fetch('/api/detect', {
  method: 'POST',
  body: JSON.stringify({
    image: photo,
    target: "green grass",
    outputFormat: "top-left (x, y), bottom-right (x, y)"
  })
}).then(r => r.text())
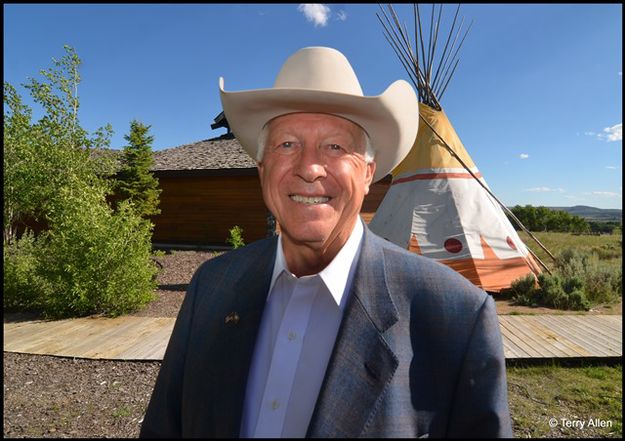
top-left (507, 362), bottom-right (622, 438)
top-left (111, 405), bottom-right (132, 418)
top-left (519, 231), bottom-right (622, 270)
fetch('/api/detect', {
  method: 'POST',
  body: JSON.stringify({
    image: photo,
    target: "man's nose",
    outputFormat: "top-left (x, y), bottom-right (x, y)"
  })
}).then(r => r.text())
top-left (294, 145), bottom-right (326, 182)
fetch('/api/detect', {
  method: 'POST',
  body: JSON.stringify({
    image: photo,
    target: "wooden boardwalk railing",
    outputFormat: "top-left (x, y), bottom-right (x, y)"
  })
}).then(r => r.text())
top-left (4, 314), bottom-right (622, 361)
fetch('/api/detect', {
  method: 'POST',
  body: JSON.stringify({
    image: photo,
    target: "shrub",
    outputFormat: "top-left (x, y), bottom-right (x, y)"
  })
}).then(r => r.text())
top-left (535, 273), bottom-right (591, 311)
top-left (536, 274), bottom-right (567, 309)
top-left (562, 275), bottom-right (584, 295)
top-left (556, 248), bottom-right (594, 278)
top-left (510, 272), bottom-right (591, 311)
top-left (556, 248), bottom-right (621, 305)
top-left (31, 184), bottom-right (158, 318)
top-left (583, 266), bottom-right (622, 305)
top-left (509, 274), bottom-right (539, 307)
top-left (226, 225), bottom-right (245, 249)
top-left (3, 230), bottom-right (44, 312)
top-left (590, 244), bottom-right (622, 261)
top-left (567, 289), bottom-right (591, 311)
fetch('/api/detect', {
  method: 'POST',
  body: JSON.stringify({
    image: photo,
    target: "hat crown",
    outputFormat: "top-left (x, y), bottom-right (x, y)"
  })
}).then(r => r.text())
top-left (273, 47), bottom-right (364, 96)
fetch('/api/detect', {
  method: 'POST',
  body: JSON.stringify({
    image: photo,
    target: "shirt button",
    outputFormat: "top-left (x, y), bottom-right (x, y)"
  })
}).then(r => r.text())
top-left (288, 331), bottom-right (296, 341)
top-left (271, 399), bottom-right (280, 410)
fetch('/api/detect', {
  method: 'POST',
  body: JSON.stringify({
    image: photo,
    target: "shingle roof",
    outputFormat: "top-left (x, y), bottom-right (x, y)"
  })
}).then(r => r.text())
top-left (152, 136), bottom-right (256, 171)
top-left (93, 136), bottom-right (256, 172)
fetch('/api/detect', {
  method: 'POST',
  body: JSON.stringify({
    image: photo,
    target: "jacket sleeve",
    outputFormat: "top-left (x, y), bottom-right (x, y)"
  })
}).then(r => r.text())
top-left (446, 295), bottom-right (513, 438)
top-left (139, 266), bottom-right (203, 438)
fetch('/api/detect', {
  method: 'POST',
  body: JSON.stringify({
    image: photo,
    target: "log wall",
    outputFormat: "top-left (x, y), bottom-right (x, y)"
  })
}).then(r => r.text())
top-left (152, 173), bottom-right (392, 246)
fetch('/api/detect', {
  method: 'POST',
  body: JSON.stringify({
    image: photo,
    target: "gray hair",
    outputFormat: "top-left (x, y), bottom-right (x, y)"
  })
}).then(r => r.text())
top-left (256, 123), bottom-right (376, 163)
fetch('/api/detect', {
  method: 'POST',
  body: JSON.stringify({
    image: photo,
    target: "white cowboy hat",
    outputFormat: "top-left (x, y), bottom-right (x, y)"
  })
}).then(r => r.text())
top-left (218, 46), bottom-right (419, 182)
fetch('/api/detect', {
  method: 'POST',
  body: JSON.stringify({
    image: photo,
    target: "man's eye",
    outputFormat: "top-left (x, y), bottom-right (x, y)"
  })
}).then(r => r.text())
top-left (278, 141), bottom-right (295, 149)
top-left (325, 143), bottom-right (346, 157)
top-left (274, 141), bottom-right (298, 155)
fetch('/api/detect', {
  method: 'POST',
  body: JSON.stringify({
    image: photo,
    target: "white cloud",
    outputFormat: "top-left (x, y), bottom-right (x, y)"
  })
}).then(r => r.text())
top-left (587, 123), bottom-right (622, 142)
top-left (599, 123), bottom-right (622, 142)
top-left (524, 187), bottom-right (565, 193)
top-left (519, 153), bottom-right (529, 159)
top-left (592, 191), bottom-right (621, 198)
top-left (605, 166), bottom-right (620, 170)
top-left (298, 4), bottom-right (331, 27)
top-left (336, 10), bottom-right (347, 21)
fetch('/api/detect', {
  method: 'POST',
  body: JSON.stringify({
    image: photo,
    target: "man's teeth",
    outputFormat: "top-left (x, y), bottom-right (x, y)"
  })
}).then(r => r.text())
top-left (290, 195), bottom-right (330, 205)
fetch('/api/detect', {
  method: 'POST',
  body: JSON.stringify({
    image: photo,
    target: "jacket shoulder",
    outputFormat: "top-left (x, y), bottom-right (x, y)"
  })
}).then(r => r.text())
top-left (193, 236), bottom-right (277, 280)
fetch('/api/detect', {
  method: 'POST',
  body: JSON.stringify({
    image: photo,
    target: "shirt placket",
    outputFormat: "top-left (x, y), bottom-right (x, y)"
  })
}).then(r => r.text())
top-left (253, 276), bottom-right (318, 437)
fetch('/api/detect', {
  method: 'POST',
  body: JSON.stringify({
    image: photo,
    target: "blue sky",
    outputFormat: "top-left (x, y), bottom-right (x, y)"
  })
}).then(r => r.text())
top-left (4, 3), bottom-right (622, 209)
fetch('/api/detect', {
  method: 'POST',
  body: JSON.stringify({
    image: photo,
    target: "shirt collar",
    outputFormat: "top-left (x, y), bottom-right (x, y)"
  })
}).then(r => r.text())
top-left (269, 217), bottom-right (364, 307)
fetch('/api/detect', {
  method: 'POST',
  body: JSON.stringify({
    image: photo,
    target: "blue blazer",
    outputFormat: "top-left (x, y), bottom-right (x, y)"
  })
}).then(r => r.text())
top-left (140, 226), bottom-right (513, 438)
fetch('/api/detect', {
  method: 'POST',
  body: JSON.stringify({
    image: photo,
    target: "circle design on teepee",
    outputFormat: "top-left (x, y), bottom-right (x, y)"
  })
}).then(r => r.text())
top-left (444, 238), bottom-right (463, 254)
top-left (506, 236), bottom-right (517, 250)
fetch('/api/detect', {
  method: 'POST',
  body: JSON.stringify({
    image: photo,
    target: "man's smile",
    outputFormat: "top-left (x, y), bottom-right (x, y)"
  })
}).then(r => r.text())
top-left (289, 194), bottom-right (331, 205)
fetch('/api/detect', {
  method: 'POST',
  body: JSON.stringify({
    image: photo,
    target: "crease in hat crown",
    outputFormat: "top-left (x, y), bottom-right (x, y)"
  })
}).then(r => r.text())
top-left (272, 47), bottom-right (364, 95)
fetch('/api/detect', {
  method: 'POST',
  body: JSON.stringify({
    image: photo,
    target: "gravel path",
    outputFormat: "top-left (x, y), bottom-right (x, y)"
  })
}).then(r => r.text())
top-left (3, 353), bottom-right (161, 438)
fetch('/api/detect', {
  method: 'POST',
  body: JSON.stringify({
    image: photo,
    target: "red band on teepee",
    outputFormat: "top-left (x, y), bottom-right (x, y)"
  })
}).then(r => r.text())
top-left (392, 171), bottom-right (483, 185)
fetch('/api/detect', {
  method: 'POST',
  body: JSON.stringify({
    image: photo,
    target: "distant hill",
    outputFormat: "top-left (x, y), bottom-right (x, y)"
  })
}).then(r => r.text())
top-left (547, 206), bottom-right (622, 222)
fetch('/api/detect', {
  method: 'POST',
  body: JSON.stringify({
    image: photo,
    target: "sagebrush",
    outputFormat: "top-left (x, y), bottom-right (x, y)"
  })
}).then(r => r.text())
top-left (509, 246), bottom-right (621, 310)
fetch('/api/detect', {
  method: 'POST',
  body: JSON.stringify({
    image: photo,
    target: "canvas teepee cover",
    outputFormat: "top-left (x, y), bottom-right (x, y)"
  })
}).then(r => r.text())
top-left (369, 104), bottom-right (541, 292)
top-left (370, 4), bottom-right (542, 292)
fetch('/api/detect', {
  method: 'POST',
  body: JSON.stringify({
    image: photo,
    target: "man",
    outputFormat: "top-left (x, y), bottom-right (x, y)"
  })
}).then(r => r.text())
top-left (140, 47), bottom-right (512, 438)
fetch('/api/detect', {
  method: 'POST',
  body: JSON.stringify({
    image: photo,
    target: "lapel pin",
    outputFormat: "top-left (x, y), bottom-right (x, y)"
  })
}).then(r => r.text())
top-left (225, 312), bottom-right (240, 325)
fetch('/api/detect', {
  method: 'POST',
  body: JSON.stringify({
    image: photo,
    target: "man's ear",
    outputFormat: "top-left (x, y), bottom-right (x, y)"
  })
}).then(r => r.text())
top-left (363, 161), bottom-right (376, 195)
top-left (257, 161), bottom-right (264, 186)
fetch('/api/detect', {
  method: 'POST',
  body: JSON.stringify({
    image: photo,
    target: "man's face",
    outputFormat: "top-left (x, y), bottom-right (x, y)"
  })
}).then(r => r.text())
top-left (258, 113), bottom-right (376, 252)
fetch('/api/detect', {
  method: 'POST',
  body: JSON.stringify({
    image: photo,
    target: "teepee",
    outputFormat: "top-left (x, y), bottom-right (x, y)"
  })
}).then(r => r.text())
top-left (369, 4), bottom-right (543, 292)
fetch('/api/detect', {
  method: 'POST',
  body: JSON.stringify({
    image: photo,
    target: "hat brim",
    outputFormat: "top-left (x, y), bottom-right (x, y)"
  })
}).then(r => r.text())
top-left (219, 78), bottom-right (419, 183)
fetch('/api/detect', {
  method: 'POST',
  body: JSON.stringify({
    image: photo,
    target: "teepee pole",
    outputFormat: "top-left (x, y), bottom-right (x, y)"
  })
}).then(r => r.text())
top-left (377, 8), bottom-right (421, 93)
top-left (525, 248), bottom-right (552, 276)
top-left (380, 2), bottom-right (556, 275)
top-left (418, 115), bottom-right (557, 271)
top-left (430, 4), bottom-right (461, 97)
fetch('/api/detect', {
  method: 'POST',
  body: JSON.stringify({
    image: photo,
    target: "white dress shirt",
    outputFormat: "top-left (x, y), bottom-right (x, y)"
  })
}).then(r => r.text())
top-left (240, 218), bottom-right (364, 438)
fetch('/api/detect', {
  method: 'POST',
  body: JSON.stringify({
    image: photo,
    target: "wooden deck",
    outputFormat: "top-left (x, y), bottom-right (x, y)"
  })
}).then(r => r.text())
top-left (499, 315), bottom-right (621, 359)
top-left (3, 314), bottom-right (622, 361)
top-left (3, 316), bottom-right (175, 360)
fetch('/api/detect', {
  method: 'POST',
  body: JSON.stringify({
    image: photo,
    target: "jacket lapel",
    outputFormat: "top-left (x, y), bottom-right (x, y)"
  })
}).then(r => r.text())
top-left (204, 237), bottom-right (277, 437)
top-left (307, 227), bottom-right (399, 437)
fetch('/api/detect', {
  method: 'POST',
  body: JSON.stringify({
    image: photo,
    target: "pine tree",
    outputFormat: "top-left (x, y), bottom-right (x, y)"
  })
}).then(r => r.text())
top-left (115, 120), bottom-right (161, 218)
